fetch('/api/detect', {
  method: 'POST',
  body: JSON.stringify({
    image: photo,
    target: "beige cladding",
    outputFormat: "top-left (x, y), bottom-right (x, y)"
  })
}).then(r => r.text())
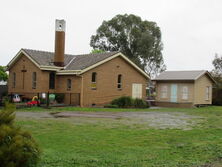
top-left (154, 74), bottom-right (214, 107)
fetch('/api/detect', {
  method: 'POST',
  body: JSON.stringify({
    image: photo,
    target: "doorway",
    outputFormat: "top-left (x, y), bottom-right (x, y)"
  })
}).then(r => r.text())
top-left (170, 84), bottom-right (177, 102)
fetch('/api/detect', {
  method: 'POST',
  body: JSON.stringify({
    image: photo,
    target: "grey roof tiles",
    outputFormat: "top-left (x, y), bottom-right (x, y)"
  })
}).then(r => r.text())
top-left (153, 70), bottom-right (207, 80)
top-left (22, 49), bottom-right (119, 70)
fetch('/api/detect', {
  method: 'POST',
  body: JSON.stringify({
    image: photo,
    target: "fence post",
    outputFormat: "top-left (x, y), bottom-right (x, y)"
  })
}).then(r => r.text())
top-left (37, 93), bottom-right (40, 107)
top-left (46, 92), bottom-right (49, 108)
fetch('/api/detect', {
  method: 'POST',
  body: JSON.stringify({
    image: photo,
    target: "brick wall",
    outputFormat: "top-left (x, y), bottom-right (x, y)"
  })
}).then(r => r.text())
top-left (81, 56), bottom-right (148, 107)
top-left (8, 53), bottom-right (148, 106)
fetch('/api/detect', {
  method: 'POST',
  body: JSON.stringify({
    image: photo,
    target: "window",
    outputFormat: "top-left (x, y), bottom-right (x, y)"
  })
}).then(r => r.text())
top-left (32, 72), bottom-right (37, 89)
top-left (161, 85), bottom-right (167, 98)
top-left (117, 74), bottom-right (122, 89)
top-left (49, 72), bottom-right (55, 89)
top-left (206, 86), bottom-right (210, 100)
top-left (182, 86), bottom-right (188, 100)
top-left (91, 72), bottom-right (97, 89)
top-left (67, 79), bottom-right (72, 91)
top-left (12, 72), bottom-right (16, 88)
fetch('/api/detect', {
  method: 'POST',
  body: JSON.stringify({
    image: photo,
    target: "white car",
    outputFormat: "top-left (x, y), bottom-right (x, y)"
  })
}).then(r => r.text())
top-left (13, 94), bottom-right (21, 103)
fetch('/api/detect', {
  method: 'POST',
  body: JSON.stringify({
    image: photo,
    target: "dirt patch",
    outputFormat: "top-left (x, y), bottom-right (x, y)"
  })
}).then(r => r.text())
top-left (51, 112), bottom-right (121, 119)
top-left (16, 112), bottom-right (54, 119)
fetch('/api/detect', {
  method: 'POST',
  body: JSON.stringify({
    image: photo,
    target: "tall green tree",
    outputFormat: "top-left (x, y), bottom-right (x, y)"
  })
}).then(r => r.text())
top-left (90, 49), bottom-right (105, 54)
top-left (211, 54), bottom-right (222, 105)
top-left (0, 66), bottom-right (8, 81)
top-left (212, 53), bottom-right (222, 74)
top-left (212, 54), bottom-right (222, 87)
top-left (90, 14), bottom-right (166, 77)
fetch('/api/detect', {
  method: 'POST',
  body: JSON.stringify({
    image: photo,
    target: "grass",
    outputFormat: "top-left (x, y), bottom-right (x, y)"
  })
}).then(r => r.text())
top-left (13, 106), bottom-right (222, 166)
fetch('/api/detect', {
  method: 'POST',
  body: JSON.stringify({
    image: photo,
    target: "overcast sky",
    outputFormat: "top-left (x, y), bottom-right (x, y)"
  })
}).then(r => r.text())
top-left (1, 0), bottom-right (222, 71)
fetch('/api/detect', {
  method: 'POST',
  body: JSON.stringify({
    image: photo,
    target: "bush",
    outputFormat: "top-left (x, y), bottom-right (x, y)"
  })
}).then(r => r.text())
top-left (0, 102), bottom-right (41, 167)
top-left (133, 98), bottom-right (149, 108)
top-left (55, 93), bottom-right (65, 103)
top-left (111, 96), bottom-right (149, 108)
top-left (111, 96), bottom-right (134, 108)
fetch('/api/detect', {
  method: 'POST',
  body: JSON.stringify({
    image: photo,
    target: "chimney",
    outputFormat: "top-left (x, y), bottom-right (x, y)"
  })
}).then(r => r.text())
top-left (54, 19), bottom-right (66, 66)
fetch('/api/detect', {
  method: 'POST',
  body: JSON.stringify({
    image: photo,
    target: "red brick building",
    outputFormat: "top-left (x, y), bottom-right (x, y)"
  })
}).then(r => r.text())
top-left (7, 20), bottom-right (149, 107)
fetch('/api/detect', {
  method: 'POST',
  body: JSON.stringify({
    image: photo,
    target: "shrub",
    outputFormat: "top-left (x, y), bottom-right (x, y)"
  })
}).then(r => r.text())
top-left (111, 96), bottom-right (134, 108)
top-left (133, 98), bottom-right (149, 108)
top-left (55, 93), bottom-right (65, 103)
top-left (111, 96), bottom-right (149, 108)
top-left (0, 102), bottom-right (41, 167)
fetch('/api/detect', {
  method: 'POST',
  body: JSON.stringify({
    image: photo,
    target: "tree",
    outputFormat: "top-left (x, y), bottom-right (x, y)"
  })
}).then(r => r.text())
top-left (212, 53), bottom-right (222, 87)
top-left (90, 49), bottom-right (105, 54)
top-left (212, 53), bottom-right (222, 74)
top-left (90, 14), bottom-right (166, 77)
top-left (0, 66), bottom-right (8, 81)
top-left (211, 54), bottom-right (222, 105)
top-left (0, 103), bottom-right (41, 167)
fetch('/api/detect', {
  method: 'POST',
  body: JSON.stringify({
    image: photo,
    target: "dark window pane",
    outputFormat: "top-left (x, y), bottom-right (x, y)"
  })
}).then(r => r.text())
top-left (92, 72), bottom-right (97, 83)
top-left (67, 79), bottom-right (71, 90)
top-left (49, 72), bottom-right (55, 89)
top-left (118, 74), bottom-right (122, 83)
top-left (117, 74), bottom-right (122, 89)
top-left (13, 72), bottom-right (16, 88)
top-left (32, 72), bottom-right (37, 89)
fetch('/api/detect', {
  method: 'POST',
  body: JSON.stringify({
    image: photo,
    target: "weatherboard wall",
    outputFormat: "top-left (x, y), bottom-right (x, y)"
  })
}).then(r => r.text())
top-left (194, 75), bottom-right (213, 105)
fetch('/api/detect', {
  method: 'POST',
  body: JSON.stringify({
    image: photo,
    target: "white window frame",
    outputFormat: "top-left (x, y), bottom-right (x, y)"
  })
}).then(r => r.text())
top-left (161, 85), bottom-right (167, 98)
top-left (182, 86), bottom-right (188, 100)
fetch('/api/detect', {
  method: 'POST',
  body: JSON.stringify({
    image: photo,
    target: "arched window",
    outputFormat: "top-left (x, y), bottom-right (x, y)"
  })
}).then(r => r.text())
top-left (117, 74), bottom-right (122, 89)
top-left (32, 72), bottom-right (37, 89)
top-left (67, 79), bottom-right (72, 91)
top-left (91, 72), bottom-right (97, 89)
top-left (12, 72), bottom-right (16, 88)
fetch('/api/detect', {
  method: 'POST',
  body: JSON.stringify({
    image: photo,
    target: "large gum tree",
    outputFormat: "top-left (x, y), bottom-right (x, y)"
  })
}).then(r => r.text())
top-left (90, 14), bottom-right (166, 77)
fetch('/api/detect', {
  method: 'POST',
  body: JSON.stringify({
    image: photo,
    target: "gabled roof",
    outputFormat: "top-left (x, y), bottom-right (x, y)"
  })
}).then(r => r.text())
top-left (153, 70), bottom-right (216, 83)
top-left (23, 49), bottom-right (75, 67)
top-left (7, 49), bottom-right (149, 78)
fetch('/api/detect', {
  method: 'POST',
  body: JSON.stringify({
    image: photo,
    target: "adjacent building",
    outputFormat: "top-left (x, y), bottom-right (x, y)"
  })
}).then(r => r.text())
top-left (153, 70), bottom-right (216, 107)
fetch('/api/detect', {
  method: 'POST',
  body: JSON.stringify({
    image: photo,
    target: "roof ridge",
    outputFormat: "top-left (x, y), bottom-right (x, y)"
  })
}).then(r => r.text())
top-left (22, 48), bottom-right (54, 54)
top-left (164, 70), bottom-right (206, 72)
top-left (74, 51), bottom-right (120, 57)
top-left (22, 48), bottom-right (119, 57)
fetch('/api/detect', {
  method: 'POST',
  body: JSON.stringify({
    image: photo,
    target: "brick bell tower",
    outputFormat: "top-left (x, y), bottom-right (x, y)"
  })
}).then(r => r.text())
top-left (54, 19), bottom-right (66, 66)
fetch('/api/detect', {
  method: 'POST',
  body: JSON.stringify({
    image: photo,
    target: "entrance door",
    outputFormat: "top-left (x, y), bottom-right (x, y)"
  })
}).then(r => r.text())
top-left (170, 84), bottom-right (177, 102)
top-left (132, 84), bottom-right (142, 99)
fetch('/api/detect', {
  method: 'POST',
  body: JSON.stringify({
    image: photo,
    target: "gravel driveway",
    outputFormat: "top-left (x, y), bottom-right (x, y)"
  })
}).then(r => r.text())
top-left (16, 111), bottom-right (201, 130)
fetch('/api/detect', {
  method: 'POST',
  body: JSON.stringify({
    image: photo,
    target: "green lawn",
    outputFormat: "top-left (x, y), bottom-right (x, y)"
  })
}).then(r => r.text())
top-left (15, 106), bottom-right (222, 167)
